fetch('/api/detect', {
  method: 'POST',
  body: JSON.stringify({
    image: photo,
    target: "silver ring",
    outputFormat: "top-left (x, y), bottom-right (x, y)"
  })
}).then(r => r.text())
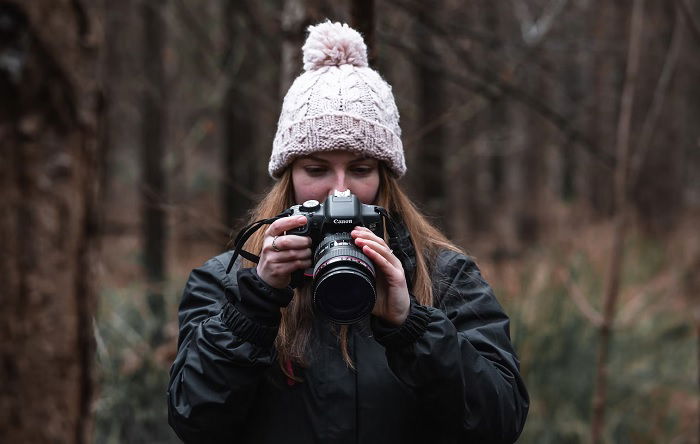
top-left (272, 235), bottom-right (281, 252)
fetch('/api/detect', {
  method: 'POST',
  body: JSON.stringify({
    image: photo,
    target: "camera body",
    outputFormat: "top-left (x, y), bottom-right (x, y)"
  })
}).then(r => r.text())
top-left (286, 190), bottom-right (385, 324)
top-left (286, 190), bottom-right (384, 245)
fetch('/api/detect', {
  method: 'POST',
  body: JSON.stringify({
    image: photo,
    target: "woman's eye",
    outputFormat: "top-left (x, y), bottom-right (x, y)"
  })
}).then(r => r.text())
top-left (352, 166), bottom-right (374, 175)
top-left (304, 166), bottom-right (326, 176)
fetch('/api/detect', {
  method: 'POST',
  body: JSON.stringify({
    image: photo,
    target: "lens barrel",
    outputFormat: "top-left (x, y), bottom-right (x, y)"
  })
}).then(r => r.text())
top-left (312, 232), bottom-right (376, 324)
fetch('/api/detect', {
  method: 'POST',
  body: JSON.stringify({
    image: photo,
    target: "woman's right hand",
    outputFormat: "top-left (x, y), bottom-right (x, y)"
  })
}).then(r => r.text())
top-left (256, 215), bottom-right (312, 289)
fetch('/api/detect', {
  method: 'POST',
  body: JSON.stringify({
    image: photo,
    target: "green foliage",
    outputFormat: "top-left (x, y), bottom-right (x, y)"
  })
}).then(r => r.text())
top-left (504, 238), bottom-right (696, 443)
top-left (93, 236), bottom-right (697, 444)
top-left (94, 280), bottom-right (185, 444)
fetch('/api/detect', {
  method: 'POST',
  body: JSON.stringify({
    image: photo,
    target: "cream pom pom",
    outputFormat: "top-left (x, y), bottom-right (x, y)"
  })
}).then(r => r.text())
top-left (302, 21), bottom-right (368, 71)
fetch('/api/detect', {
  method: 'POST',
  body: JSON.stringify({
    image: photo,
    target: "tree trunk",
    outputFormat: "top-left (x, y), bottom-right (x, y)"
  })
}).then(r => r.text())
top-left (517, 67), bottom-right (551, 245)
top-left (590, 1), bottom-right (645, 441)
top-left (279, 0), bottom-right (332, 96)
top-left (101, 0), bottom-right (133, 220)
top-left (0, 1), bottom-right (101, 442)
top-left (222, 1), bottom-right (261, 232)
top-left (630, 2), bottom-right (685, 234)
top-left (468, 0), bottom-right (503, 239)
top-left (413, 5), bottom-right (447, 226)
top-left (587, 0), bottom-right (623, 216)
top-left (141, 0), bottom-right (168, 315)
top-left (351, 0), bottom-right (375, 66)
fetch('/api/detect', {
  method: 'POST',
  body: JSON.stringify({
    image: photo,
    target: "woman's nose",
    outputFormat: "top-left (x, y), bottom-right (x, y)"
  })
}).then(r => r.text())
top-left (332, 172), bottom-right (349, 193)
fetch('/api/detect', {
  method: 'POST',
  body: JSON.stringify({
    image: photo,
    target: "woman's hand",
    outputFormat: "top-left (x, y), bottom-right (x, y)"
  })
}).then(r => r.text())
top-left (351, 226), bottom-right (410, 326)
top-left (256, 216), bottom-right (312, 289)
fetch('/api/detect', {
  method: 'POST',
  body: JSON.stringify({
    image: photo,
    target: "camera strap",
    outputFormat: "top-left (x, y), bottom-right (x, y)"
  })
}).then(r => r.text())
top-left (225, 210), bottom-right (293, 274)
top-left (225, 207), bottom-right (415, 291)
top-left (375, 207), bottom-right (414, 291)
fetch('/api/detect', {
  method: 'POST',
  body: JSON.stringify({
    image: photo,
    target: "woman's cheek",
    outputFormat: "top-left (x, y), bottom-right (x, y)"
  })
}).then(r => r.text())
top-left (351, 178), bottom-right (380, 204)
top-left (295, 179), bottom-right (331, 204)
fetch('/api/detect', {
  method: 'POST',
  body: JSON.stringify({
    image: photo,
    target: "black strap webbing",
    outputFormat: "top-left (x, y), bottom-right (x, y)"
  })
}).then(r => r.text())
top-left (375, 207), bottom-right (414, 291)
top-left (225, 207), bottom-right (411, 291)
top-left (225, 210), bottom-right (292, 274)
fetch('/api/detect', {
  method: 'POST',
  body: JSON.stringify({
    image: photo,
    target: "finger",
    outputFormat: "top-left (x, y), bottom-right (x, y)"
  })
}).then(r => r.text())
top-left (360, 244), bottom-right (404, 282)
top-left (270, 259), bottom-right (312, 275)
top-left (354, 237), bottom-right (401, 267)
top-left (268, 248), bottom-right (312, 262)
top-left (266, 234), bottom-right (312, 251)
top-left (266, 215), bottom-right (308, 237)
top-left (351, 227), bottom-right (387, 247)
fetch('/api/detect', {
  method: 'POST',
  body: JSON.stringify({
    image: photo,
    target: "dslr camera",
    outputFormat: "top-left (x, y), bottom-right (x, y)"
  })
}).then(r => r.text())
top-left (286, 190), bottom-right (385, 324)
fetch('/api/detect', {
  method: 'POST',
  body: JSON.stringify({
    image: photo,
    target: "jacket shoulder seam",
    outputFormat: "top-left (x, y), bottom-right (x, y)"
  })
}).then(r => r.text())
top-left (208, 253), bottom-right (237, 291)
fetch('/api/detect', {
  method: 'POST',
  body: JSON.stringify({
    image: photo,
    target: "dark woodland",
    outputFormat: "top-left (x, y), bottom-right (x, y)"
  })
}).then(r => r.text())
top-left (1, 0), bottom-right (699, 443)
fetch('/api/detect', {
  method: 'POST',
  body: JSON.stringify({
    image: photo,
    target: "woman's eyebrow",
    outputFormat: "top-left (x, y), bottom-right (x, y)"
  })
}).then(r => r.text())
top-left (302, 155), bottom-right (329, 163)
top-left (348, 157), bottom-right (376, 164)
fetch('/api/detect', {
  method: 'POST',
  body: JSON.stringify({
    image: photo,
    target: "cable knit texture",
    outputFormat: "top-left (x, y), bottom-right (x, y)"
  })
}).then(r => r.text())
top-left (270, 21), bottom-right (405, 178)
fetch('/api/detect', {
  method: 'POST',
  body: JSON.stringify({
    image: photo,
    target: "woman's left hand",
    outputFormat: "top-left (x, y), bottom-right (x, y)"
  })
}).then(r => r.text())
top-left (351, 226), bottom-right (410, 326)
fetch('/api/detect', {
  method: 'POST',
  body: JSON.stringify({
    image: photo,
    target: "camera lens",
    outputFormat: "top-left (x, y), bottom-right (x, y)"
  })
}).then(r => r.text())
top-left (312, 232), bottom-right (376, 324)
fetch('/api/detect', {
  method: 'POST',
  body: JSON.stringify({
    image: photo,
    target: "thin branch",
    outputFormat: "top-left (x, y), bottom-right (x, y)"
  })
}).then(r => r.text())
top-left (676, 0), bottom-right (700, 44)
top-left (511, 0), bottom-right (570, 47)
top-left (381, 30), bottom-right (615, 169)
top-left (559, 268), bottom-right (604, 327)
top-left (590, 1), bottom-right (645, 442)
top-left (173, 0), bottom-right (218, 51)
top-left (239, 0), bottom-right (280, 62)
top-left (404, 97), bottom-right (488, 146)
top-left (630, 5), bottom-right (685, 185)
top-left (383, 0), bottom-right (615, 169)
top-left (617, 274), bottom-right (678, 327)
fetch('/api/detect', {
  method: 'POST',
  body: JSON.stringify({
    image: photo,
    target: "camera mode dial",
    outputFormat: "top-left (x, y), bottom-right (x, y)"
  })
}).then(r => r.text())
top-left (300, 199), bottom-right (320, 212)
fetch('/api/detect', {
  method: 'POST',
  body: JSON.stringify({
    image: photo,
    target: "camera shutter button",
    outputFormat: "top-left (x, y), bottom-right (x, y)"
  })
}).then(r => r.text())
top-left (300, 200), bottom-right (320, 212)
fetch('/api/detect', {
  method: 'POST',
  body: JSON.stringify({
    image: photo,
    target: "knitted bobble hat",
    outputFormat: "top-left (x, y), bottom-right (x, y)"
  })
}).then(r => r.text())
top-left (269, 21), bottom-right (405, 178)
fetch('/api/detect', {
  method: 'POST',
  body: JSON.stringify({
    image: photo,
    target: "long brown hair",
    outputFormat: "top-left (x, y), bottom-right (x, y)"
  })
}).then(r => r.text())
top-left (239, 164), bottom-right (461, 378)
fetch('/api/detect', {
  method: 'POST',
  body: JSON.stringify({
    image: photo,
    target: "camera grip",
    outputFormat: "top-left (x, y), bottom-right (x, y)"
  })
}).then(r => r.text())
top-left (290, 268), bottom-right (307, 289)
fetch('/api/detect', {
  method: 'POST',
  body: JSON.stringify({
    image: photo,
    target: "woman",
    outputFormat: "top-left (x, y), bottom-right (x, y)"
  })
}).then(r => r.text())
top-left (168, 21), bottom-right (528, 444)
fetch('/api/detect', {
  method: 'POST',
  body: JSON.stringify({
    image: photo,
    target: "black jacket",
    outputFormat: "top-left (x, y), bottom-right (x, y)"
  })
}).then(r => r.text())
top-left (168, 228), bottom-right (529, 444)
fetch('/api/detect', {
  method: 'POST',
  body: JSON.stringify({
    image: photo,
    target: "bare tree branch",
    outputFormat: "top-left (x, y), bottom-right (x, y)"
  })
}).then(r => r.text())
top-left (384, 0), bottom-right (615, 169)
top-left (630, 5), bottom-right (685, 186)
top-left (511, 0), bottom-right (570, 47)
top-left (380, 28), bottom-right (615, 169)
top-left (557, 268), bottom-right (604, 327)
top-left (591, 1), bottom-right (645, 442)
top-left (677, 0), bottom-right (700, 44)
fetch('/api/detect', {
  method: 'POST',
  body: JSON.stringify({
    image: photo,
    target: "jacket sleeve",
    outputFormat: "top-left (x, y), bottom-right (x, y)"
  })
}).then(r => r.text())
top-left (371, 250), bottom-right (529, 443)
top-left (167, 253), bottom-right (293, 444)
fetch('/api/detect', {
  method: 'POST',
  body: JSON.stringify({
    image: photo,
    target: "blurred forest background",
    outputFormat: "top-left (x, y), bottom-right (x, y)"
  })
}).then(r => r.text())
top-left (2, 0), bottom-right (700, 443)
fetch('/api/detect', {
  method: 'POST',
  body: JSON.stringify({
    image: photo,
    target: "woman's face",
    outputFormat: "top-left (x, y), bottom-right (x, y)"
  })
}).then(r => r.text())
top-left (291, 151), bottom-right (380, 205)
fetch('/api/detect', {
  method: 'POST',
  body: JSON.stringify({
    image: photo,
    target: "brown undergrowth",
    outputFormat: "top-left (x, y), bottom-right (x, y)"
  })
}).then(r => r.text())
top-left (94, 204), bottom-right (699, 443)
